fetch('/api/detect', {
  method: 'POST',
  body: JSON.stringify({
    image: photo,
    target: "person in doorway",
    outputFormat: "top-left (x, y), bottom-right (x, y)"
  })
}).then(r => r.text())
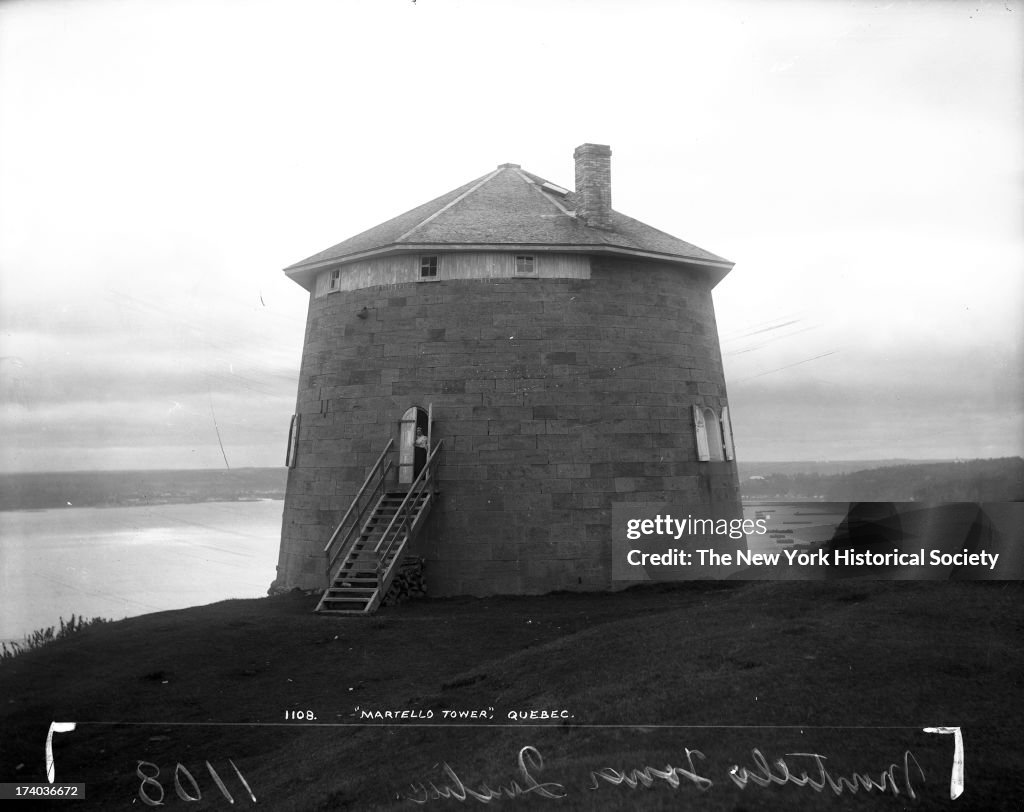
top-left (413, 426), bottom-right (428, 479)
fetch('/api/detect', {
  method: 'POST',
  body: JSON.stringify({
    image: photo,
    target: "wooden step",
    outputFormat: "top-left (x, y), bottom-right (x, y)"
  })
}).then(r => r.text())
top-left (318, 484), bottom-right (431, 614)
top-left (319, 606), bottom-right (372, 613)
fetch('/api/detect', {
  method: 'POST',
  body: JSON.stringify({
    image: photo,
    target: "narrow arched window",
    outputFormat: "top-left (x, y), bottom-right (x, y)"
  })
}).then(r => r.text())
top-left (703, 408), bottom-right (725, 461)
top-left (694, 405), bottom-right (726, 462)
top-left (693, 405), bottom-right (709, 461)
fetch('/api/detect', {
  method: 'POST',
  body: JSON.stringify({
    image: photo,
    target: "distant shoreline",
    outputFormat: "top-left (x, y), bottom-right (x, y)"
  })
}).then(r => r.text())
top-left (0, 467), bottom-right (287, 512)
top-left (1, 457), bottom-right (1019, 511)
top-left (2, 496), bottom-right (284, 514)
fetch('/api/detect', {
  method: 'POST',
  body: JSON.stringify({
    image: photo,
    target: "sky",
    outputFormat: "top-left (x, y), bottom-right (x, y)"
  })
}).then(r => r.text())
top-left (0, 0), bottom-right (1021, 471)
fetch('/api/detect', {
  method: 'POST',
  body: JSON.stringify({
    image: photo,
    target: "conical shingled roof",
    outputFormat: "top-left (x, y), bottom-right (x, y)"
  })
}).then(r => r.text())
top-left (285, 163), bottom-right (733, 287)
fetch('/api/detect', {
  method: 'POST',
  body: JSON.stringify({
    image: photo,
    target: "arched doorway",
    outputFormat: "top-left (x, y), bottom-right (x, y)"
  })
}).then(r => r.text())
top-left (398, 405), bottom-right (431, 485)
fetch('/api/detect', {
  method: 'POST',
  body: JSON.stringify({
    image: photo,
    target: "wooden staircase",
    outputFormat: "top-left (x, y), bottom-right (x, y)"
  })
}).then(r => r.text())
top-left (316, 439), bottom-right (441, 615)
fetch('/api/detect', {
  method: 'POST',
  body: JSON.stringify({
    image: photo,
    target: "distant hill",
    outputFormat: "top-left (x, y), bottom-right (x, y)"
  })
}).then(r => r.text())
top-left (0, 468), bottom-right (287, 512)
top-left (740, 457), bottom-right (1024, 501)
top-left (738, 459), bottom-right (953, 478)
top-left (4, 458), bottom-right (1020, 511)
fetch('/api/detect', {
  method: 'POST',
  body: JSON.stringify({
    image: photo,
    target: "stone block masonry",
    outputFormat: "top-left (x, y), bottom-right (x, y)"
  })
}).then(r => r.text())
top-left (275, 255), bottom-right (741, 596)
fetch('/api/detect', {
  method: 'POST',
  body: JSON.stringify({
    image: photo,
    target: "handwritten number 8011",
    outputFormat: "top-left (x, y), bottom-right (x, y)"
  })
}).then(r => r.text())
top-left (135, 760), bottom-right (256, 806)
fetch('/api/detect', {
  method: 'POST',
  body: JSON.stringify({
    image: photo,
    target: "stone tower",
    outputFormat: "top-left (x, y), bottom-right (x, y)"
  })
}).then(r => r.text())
top-left (273, 144), bottom-right (742, 598)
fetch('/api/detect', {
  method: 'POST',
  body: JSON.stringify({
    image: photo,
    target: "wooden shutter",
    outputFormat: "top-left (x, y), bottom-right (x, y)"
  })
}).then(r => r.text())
top-left (426, 402), bottom-right (434, 485)
top-left (693, 405), bottom-right (710, 462)
top-left (721, 406), bottom-right (735, 461)
top-left (398, 407), bottom-right (417, 484)
top-left (285, 414), bottom-right (300, 468)
top-left (427, 402), bottom-right (433, 451)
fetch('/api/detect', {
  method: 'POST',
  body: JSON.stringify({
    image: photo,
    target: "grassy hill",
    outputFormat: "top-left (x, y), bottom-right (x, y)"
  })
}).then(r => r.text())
top-left (1, 582), bottom-right (1020, 810)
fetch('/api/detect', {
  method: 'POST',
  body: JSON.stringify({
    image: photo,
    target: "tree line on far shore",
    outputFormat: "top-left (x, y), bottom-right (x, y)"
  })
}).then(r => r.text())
top-left (3, 457), bottom-right (1020, 511)
top-left (0, 468), bottom-right (287, 512)
top-left (741, 457), bottom-right (1023, 502)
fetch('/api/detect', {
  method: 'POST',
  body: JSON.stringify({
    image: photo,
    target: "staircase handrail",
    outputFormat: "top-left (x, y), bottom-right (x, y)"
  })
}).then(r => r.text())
top-left (324, 439), bottom-right (394, 575)
top-left (373, 440), bottom-right (443, 564)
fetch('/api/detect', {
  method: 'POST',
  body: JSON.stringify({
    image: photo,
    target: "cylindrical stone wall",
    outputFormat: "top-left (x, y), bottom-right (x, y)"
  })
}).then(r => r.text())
top-left (275, 254), bottom-right (741, 595)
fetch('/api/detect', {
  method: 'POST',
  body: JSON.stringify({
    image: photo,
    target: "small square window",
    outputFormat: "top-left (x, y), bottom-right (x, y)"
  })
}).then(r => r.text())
top-left (420, 256), bottom-right (438, 279)
top-left (515, 255), bottom-right (536, 276)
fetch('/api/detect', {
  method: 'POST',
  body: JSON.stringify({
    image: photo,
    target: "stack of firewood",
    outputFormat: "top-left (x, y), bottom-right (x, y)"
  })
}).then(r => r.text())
top-left (383, 556), bottom-right (427, 606)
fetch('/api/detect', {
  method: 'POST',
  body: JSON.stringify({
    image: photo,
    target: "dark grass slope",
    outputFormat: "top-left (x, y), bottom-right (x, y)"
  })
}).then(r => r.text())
top-left (1, 582), bottom-right (1021, 810)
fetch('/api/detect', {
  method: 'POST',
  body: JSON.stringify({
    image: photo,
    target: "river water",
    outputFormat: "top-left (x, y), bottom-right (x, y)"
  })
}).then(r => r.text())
top-left (0, 500), bottom-right (283, 645)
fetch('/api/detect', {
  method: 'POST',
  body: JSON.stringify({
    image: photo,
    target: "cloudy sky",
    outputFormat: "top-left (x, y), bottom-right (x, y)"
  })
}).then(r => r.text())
top-left (0, 0), bottom-right (1020, 471)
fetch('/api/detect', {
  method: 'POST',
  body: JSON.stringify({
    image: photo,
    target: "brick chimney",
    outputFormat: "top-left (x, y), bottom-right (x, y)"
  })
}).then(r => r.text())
top-left (573, 143), bottom-right (612, 229)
